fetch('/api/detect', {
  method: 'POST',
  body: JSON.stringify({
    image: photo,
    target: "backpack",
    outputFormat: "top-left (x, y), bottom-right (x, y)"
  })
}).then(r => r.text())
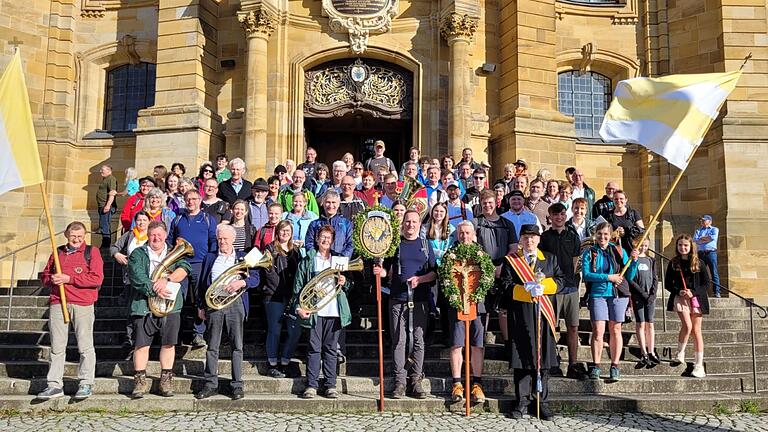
top-left (56, 245), bottom-right (101, 290)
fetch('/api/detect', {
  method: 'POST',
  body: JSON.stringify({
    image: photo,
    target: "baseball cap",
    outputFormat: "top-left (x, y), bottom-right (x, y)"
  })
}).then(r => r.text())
top-left (701, 215), bottom-right (712, 221)
top-left (445, 180), bottom-right (460, 189)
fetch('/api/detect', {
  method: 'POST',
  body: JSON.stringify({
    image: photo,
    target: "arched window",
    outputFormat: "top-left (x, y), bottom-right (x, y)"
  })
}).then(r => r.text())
top-left (557, 71), bottom-right (612, 139)
top-left (104, 62), bottom-right (156, 132)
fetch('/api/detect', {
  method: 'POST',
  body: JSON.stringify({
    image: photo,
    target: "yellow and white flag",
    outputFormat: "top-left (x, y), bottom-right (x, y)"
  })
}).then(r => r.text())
top-left (0, 50), bottom-right (44, 195)
top-left (599, 71), bottom-right (742, 169)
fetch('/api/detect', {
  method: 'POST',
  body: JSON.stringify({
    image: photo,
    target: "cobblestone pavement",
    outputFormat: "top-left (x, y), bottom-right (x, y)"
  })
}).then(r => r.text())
top-left (1, 411), bottom-right (767, 432)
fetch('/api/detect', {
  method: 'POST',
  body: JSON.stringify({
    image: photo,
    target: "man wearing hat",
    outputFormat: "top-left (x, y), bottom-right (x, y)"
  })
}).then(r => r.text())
top-left (500, 224), bottom-right (564, 420)
top-left (446, 180), bottom-right (473, 228)
top-left (513, 159), bottom-right (529, 178)
top-left (693, 215), bottom-right (721, 297)
top-left (247, 179), bottom-right (270, 231)
top-left (501, 190), bottom-right (542, 240)
top-left (364, 140), bottom-right (398, 177)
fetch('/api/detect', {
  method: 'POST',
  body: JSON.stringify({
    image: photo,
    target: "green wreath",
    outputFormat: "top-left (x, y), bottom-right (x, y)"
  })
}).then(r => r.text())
top-left (352, 205), bottom-right (400, 259)
top-left (438, 242), bottom-right (496, 310)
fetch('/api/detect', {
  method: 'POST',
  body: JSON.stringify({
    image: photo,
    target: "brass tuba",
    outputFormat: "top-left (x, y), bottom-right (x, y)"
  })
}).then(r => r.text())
top-left (149, 238), bottom-right (195, 317)
top-left (205, 250), bottom-right (273, 310)
top-left (399, 176), bottom-right (427, 218)
top-left (298, 257), bottom-right (364, 313)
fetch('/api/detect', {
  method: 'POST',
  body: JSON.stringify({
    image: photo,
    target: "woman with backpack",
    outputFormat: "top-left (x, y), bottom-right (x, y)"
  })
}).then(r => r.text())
top-left (665, 234), bottom-right (711, 378)
top-left (582, 222), bottom-right (639, 382)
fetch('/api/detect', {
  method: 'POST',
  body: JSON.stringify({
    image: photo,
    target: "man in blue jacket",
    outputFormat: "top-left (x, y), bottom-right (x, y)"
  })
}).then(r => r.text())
top-left (304, 190), bottom-right (353, 257)
top-left (194, 224), bottom-right (263, 400)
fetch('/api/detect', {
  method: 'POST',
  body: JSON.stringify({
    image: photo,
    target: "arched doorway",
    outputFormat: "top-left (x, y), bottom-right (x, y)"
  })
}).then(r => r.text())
top-left (303, 58), bottom-right (413, 168)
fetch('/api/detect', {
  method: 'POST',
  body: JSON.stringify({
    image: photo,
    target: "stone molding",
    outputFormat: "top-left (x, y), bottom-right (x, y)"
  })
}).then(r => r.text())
top-left (238, 8), bottom-right (278, 39)
top-left (321, 0), bottom-right (399, 55)
top-left (440, 13), bottom-right (479, 43)
top-left (555, 0), bottom-right (638, 26)
top-left (81, 0), bottom-right (105, 18)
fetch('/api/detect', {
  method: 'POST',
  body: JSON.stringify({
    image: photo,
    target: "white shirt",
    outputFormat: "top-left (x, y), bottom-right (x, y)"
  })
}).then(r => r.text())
top-left (314, 253), bottom-right (339, 318)
top-left (571, 218), bottom-right (588, 241)
top-left (128, 236), bottom-right (146, 256)
top-left (147, 244), bottom-right (169, 275)
top-left (211, 253), bottom-right (237, 281)
top-left (572, 185), bottom-right (585, 200)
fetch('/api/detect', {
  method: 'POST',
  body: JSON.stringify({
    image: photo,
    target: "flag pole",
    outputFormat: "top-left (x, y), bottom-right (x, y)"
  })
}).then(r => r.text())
top-left (39, 182), bottom-right (69, 324)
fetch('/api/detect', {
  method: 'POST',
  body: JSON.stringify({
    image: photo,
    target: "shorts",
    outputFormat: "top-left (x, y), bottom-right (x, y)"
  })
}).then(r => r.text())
top-left (555, 291), bottom-right (580, 328)
top-left (632, 297), bottom-right (656, 323)
top-left (448, 313), bottom-right (485, 348)
top-left (588, 296), bottom-right (629, 322)
top-left (133, 313), bottom-right (181, 348)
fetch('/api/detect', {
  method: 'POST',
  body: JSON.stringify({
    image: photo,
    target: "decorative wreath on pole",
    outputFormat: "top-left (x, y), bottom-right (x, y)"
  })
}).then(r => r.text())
top-left (353, 204), bottom-right (400, 259)
top-left (438, 243), bottom-right (496, 310)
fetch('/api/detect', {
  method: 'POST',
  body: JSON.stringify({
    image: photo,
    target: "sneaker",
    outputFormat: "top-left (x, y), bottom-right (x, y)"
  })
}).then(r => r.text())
top-left (191, 334), bottom-right (206, 348)
top-left (36, 387), bottom-right (64, 400)
top-left (410, 380), bottom-right (427, 399)
top-left (588, 366), bottom-right (601, 380)
top-left (607, 365), bottom-right (621, 382)
top-left (671, 351), bottom-right (685, 366)
top-left (648, 352), bottom-right (661, 365)
top-left (74, 384), bottom-right (93, 400)
top-left (483, 331), bottom-right (496, 345)
top-left (195, 387), bottom-right (218, 400)
top-left (267, 366), bottom-right (286, 378)
top-left (325, 387), bottom-right (339, 399)
top-left (636, 355), bottom-right (650, 369)
top-left (451, 382), bottom-right (464, 402)
top-left (391, 383), bottom-right (406, 399)
top-left (714, 293), bottom-right (721, 298)
top-left (470, 383), bottom-right (486, 404)
top-left (301, 387), bottom-right (316, 399)
top-left (231, 387), bottom-right (244, 400)
top-left (691, 365), bottom-right (706, 378)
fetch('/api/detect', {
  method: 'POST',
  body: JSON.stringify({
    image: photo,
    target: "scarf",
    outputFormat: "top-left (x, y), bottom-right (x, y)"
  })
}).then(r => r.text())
top-left (133, 228), bottom-right (148, 242)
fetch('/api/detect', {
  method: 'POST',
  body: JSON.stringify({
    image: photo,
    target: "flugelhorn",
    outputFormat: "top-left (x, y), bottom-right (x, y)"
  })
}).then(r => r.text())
top-left (149, 238), bottom-right (194, 317)
top-left (298, 256), bottom-right (364, 313)
top-left (399, 176), bottom-right (427, 218)
top-left (205, 249), bottom-right (273, 310)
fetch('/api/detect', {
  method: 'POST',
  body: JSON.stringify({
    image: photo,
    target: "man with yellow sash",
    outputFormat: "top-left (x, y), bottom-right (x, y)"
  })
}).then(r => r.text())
top-left (500, 224), bottom-right (564, 421)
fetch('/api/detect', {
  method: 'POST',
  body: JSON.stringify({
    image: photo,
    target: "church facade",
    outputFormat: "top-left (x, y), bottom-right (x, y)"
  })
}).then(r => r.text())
top-left (0, 0), bottom-right (766, 303)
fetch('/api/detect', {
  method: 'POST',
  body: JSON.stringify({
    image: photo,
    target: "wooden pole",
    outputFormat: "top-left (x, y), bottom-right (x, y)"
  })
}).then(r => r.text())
top-left (375, 258), bottom-right (384, 412)
top-left (464, 320), bottom-right (470, 417)
top-left (39, 183), bottom-right (69, 324)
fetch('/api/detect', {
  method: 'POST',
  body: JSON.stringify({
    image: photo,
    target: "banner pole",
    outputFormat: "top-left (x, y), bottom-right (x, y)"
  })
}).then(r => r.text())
top-left (39, 183), bottom-right (69, 324)
top-left (464, 319), bottom-right (470, 417)
top-left (376, 258), bottom-right (384, 412)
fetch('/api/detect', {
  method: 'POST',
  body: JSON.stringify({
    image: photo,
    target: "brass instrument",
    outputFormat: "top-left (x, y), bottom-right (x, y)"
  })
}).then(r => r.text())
top-left (399, 176), bottom-right (427, 218)
top-left (298, 257), bottom-right (364, 313)
top-left (149, 238), bottom-right (195, 317)
top-left (205, 250), bottom-right (273, 310)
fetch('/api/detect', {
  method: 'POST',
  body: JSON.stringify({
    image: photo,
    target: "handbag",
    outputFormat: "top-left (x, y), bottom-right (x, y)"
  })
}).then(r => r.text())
top-left (680, 268), bottom-right (700, 309)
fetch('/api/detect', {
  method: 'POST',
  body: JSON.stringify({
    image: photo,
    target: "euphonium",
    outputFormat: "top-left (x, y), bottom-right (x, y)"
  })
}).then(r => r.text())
top-left (205, 250), bottom-right (273, 310)
top-left (399, 176), bottom-right (427, 218)
top-left (149, 238), bottom-right (195, 317)
top-left (298, 256), bottom-right (364, 313)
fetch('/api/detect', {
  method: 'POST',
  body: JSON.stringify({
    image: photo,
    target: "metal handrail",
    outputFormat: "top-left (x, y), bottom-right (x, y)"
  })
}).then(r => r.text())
top-left (649, 248), bottom-right (765, 393)
top-left (0, 230), bottom-right (66, 261)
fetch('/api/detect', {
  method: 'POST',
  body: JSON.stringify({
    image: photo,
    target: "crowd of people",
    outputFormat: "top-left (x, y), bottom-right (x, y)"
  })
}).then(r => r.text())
top-left (38, 140), bottom-right (717, 420)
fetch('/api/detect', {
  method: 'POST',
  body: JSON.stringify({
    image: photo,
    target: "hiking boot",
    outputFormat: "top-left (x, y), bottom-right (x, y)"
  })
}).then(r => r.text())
top-left (131, 371), bottom-right (148, 399)
top-left (301, 387), bottom-right (316, 399)
top-left (159, 370), bottom-right (174, 397)
top-left (74, 384), bottom-right (93, 400)
top-left (451, 382), bottom-right (464, 402)
top-left (36, 386), bottom-right (64, 400)
top-left (607, 365), bottom-right (621, 382)
top-left (470, 383), bottom-right (486, 404)
top-left (391, 383), bottom-right (406, 399)
top-left (691, 365), bottom-right (706, 378)
top-left (588, 366), bottom-right (601, 380)
top-left (410, 379), bottom-right (427, 399)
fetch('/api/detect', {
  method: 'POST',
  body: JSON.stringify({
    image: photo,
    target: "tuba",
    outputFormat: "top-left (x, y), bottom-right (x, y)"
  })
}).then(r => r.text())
top-left (149, 238), bottom-right (195, 317)
top-left (399, 176), bottom-right (427, 218)
top-left (205, 249), bottom-right (273, 310)
top-left (298, 257), bottom-right (364, 313)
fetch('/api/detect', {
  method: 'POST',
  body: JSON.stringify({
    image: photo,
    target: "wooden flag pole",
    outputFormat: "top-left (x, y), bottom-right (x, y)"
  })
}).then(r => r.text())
top-left (464, 320), bottom-right (470, 417)
top-left (39, 183), bottom-right (69, 324)
top-left (375, 258), bottom-right (385, 412)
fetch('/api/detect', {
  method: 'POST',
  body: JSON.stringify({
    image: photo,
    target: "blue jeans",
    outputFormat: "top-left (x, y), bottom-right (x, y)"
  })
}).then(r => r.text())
top-left (183, 261), bottom-right (206, 336)
top-left (264, 300), bottom-right (302, 365)
top-left (98, 207), bottom-right (115, 240)
top-left (698, 250), bottom-right (720, 295)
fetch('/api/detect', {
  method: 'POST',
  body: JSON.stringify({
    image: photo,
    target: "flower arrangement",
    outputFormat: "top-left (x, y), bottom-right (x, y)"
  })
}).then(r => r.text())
top-left (438, 242), bottom-right (496, 310)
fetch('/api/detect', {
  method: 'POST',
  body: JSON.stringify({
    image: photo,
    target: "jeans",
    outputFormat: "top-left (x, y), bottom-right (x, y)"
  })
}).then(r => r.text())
top-left (264, 300), bottom-right (302, 365)
top-left (183, 261), bottom-right (206, 335)
top-left (306, 316), bottom-right (341, 389)
top-left (204, 297), bottom-right (245, 390)
top-left (389, 300), bottom-right (428, 387)
top-left (47, 304), bottom-right (95, 388)
top-left (98, 207), bottom-right (114, 243)
top-left (698, 250), bottom-right (720, 295)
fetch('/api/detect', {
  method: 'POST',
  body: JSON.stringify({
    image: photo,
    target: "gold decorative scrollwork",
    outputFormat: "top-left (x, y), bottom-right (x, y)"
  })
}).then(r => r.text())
top-left (304, 59), bottom-right (412, 119)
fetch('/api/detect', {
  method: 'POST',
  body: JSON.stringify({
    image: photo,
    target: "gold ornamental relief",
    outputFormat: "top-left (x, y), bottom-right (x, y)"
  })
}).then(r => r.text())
top-left (363, 69), bottom-right (406, 109)
top-left (309, 70), bottom-right (352, 106)
top-left (321, 0), bottom-right (399, 54)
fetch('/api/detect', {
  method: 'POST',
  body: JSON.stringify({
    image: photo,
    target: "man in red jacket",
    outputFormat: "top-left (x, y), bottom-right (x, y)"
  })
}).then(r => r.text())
top-left (120, 177), bottom-right (156, 231)
top-left (36, 221), bottom-right (104, 400)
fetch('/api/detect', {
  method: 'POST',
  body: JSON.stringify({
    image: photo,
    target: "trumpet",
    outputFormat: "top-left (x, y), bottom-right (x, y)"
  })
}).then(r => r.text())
top-left (298, 257), bottom-right (364, 313)
top-left (205, 250), bottom-right (273, 310)
top-left (149, 238), bottom-right (194, 318)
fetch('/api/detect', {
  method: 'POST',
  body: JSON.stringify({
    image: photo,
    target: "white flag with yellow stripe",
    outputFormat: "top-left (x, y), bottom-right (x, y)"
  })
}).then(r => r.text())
top-left (0, 50), bottom-right (44, 195)
top-left (599, 71), bottom-right (742, 169)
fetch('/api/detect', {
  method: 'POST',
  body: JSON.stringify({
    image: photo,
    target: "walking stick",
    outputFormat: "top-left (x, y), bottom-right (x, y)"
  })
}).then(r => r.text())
top-left (376, 258), bottom-right (385, 412)
top-left (465, 319), bottom-right (470, 417)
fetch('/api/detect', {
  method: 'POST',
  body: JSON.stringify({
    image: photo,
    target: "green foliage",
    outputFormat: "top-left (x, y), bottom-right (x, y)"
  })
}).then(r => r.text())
top-left (559, 403), bottom-right (581, 416)
top-left (0, 408), bottom-right (20, 417)
top-left (438, 242), bottom-right (496, 310)
top-left (712, 402), bottom-right (733, 415)
top-left (739, 399), bottom-right (761, 414)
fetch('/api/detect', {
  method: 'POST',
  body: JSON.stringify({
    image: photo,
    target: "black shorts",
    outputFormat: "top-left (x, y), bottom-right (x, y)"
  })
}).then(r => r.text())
top-left (448, 313), bottom-right (485, 348)
top-left (133, 313), bottom-right (181, 348)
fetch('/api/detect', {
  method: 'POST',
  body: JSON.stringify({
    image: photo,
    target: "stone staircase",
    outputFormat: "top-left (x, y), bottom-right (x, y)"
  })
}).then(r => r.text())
top-left (0, 253), bottom-right (766, 414)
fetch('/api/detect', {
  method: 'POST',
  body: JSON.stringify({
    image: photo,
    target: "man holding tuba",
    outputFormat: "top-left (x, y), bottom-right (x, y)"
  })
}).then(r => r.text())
top-left (195, 224), bottom-right (264, 400)
top-left (128, 221), bottom-right (191, 399)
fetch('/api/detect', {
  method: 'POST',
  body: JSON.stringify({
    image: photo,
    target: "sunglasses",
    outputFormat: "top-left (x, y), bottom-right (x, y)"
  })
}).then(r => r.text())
top-left (473, 176), bottom-right (485, 180)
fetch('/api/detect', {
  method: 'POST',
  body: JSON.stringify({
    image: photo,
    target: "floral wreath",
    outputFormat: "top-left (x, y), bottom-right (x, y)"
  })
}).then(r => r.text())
top-left (352, 205), bottom-right (400, 259)
top-left (438, 242), bottom-right (496, 310)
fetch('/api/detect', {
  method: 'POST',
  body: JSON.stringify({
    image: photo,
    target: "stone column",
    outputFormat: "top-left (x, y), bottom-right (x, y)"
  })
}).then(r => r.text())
top-left (441, 13), bottom-right (478, 159)
top-left (238, 8), bottom-right (276, 178)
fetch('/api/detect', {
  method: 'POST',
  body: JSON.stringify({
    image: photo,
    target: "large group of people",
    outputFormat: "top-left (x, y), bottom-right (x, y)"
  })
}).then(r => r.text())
top-left (38, 141), bottom-right (716, 420)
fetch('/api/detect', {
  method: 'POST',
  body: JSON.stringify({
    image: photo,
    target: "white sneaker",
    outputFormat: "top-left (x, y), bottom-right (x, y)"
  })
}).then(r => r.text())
top-left (691, 365), bottom-right (706, 378)
top-left (673, 351), bottom-right (685, 365)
